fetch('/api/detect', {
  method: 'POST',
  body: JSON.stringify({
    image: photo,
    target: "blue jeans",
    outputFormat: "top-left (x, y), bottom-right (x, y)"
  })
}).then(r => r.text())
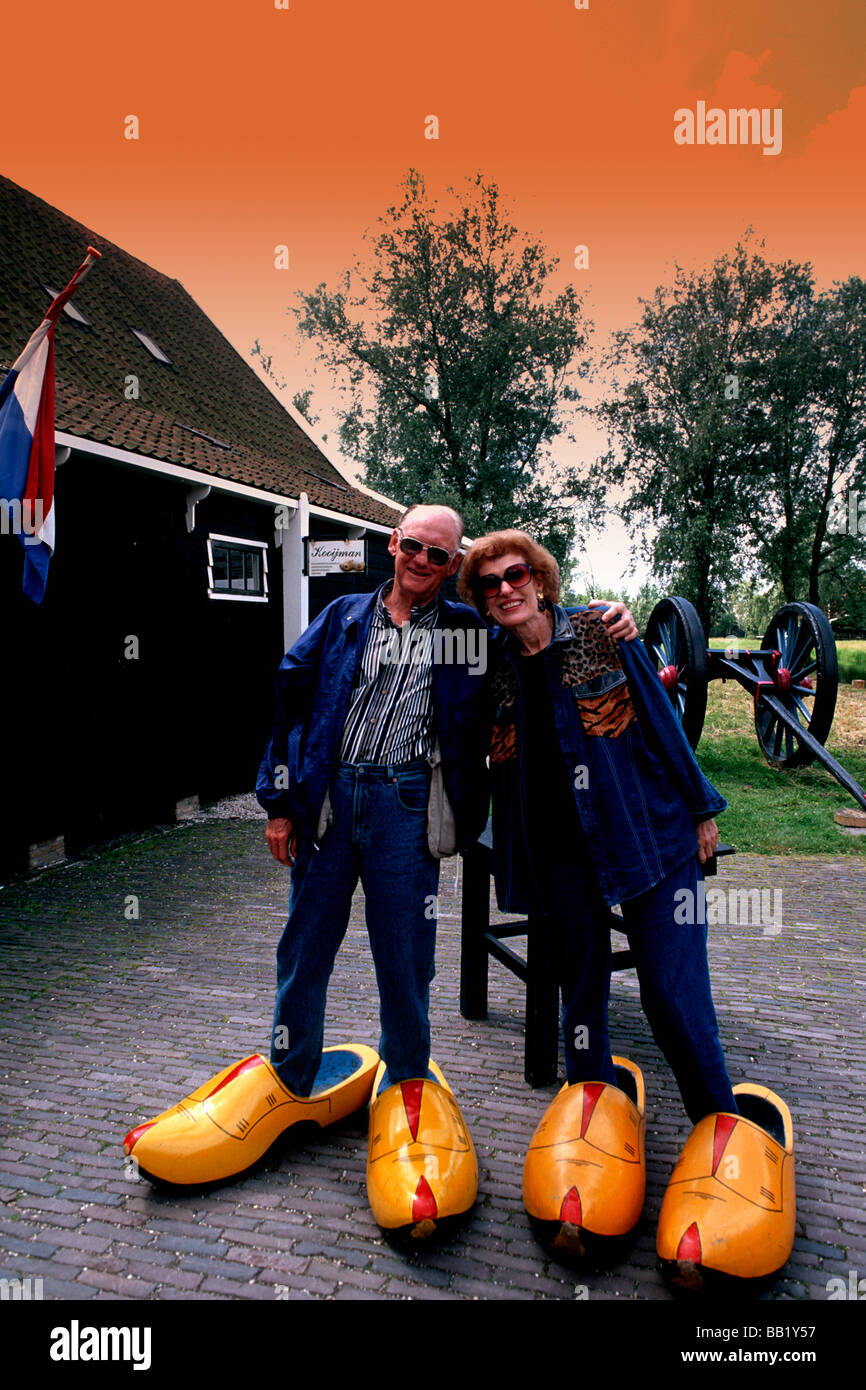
top-left (534, 850), bottom-right (737, 1123)
top-left (270, 760), bottom-right (439, 1095)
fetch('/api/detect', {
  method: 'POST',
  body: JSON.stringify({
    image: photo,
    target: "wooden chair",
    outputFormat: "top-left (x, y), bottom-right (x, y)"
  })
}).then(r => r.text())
top-left (459, 831), bottom-right (735, 1086)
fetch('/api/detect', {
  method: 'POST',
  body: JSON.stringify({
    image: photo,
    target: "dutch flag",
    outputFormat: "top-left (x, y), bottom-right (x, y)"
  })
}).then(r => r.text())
top-left (0, 247), bottom-right (101, 603)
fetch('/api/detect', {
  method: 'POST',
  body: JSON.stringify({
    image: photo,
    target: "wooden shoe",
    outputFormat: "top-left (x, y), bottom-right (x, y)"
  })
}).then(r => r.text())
top-left (366, 1061), bottom-right (478, 1242)
top-left (656, 1082), bottom-right (795, 1289)
top-left (122, 1043), bottom-right (379, 1185)
top-left (523, 1057), bottom-right (646, 1259)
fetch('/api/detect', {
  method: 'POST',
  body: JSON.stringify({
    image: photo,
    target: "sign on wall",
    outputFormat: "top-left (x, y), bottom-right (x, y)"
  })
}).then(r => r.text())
top-left (308, 538), bottom-right (367, 576)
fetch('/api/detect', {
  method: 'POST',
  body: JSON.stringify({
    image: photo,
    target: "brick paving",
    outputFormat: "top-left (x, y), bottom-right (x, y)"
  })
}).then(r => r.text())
top-left (0, 815), bottom-right (863, 1302)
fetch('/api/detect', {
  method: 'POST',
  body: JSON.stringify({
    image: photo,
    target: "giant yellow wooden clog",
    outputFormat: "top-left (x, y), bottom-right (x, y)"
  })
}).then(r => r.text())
top-left (523, 1057), bottom-right (646, 1258)
top-left (656, 1082), bottom-right (795, 1289)
top-left (123, 1044), bottom-right (380, 1185)
top-left (366, 1061), bottom-right (478, 1241)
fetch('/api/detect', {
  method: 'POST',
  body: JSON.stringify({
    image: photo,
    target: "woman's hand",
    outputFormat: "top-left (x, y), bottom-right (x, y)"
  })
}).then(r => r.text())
top-left (695, 818), bottom-right (719, 864)
top-left (587, 599), bottom-right (639, 642)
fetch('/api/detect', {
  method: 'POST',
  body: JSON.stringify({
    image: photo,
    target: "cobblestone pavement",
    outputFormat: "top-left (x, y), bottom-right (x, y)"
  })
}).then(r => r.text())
top-left (0, 815), bottom-right (863, 1302)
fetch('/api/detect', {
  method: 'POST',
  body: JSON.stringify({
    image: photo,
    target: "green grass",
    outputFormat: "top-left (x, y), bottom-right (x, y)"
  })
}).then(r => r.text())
top-left (835, 641), bottom-right (866, 683)
top-left (695, 684), bottom-right (866, 856)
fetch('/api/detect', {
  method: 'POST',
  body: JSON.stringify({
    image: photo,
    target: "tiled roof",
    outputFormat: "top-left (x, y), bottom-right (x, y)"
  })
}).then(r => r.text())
top-left (0, 175), bottom-right (400, 528)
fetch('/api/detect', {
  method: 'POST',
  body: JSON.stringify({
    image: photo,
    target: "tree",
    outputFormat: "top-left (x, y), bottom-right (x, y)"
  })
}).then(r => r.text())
top-left (805, 277), bottom-right (866, 605)
top-left (286, 172), bottom-right (589, 570)
top-left (592, 238), bottom-right (778, 635)
top-left (291, 388), bottom-right (319, 426)
top-left (593, 241), bottom-right (866, 632)
top-left (822, 557), bottom-right (866, 637)
top-left (737, 273), bottom-right (866, 610)
top-left (729, 577), bottom-right (785, 639)
top-left (733, 261), bottom-right (821, 604)
top-left (627, 580), bottom-right (665, 635)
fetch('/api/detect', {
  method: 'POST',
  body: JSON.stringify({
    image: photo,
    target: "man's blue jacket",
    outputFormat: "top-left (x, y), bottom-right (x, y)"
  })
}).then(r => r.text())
top-left (487, 604), bottom-right (728, 911)
top-left (256, 589), bottom-right (491, 850)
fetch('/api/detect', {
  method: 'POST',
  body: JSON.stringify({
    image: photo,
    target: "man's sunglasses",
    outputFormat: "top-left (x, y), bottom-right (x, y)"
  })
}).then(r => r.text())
top-left (396, 528), bottom-right (458, 567)
top-left (477, 562), bottom-right (535, 597)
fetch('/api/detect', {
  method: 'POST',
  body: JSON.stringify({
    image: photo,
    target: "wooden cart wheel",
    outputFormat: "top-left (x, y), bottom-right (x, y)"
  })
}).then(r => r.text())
top-left (755, 602), bottom-right (838, 767)
top-left (644, 597), bottom-right (708, 749)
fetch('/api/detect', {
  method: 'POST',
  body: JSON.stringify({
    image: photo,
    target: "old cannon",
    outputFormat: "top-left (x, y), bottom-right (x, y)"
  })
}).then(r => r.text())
top-left (459, 595), bottom-right (865, 1088)
top-left (644, 597), bottom-right (866, 813)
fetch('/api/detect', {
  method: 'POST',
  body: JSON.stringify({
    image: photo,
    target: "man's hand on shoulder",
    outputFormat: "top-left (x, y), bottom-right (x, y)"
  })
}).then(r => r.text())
top-left (587, 599), bottom-right (639, 642)
top-left (266, 817), bottom-right (297, 867)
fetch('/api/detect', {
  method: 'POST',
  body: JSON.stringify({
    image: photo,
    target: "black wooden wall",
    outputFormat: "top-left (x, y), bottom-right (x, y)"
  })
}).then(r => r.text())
top-left (0, 466), bottom-right (448, 879)
top-left (0, 457), bottom-right (284, 877)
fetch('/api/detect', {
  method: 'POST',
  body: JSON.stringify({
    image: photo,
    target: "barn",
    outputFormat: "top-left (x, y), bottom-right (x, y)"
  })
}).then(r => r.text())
top-left (0, 175), bottom-right (404, 878)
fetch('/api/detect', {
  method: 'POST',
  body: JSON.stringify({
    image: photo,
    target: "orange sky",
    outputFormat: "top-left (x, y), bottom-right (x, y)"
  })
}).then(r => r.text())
top-left (2, 0), bottom-right (864, 586)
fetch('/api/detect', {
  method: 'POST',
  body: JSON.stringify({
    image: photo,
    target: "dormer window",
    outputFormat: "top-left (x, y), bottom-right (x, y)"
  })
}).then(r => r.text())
top-left (131, 328), bottom-right (173, 365)
top-left (44, 286), bottom-right (91, 327)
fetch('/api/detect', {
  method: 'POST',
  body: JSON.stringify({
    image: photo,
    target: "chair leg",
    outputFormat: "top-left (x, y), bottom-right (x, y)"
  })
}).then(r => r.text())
top-left (460, 845), bottom-right (490, 1020)
top-left (525, 914), bottom-right (559, 1087)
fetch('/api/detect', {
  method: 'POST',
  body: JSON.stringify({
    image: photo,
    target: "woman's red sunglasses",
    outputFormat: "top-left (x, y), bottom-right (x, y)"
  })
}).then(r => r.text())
top-left (477, 562), bottom-right (535, 597)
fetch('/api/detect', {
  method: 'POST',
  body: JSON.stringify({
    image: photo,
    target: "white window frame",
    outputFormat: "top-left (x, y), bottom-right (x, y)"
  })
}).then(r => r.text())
top-left (207, 532), bottom-right (269, 603)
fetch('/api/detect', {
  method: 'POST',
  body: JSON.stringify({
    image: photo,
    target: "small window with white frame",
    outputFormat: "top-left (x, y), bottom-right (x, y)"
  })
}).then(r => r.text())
top-left (207, 534), bottom-right (268, 602)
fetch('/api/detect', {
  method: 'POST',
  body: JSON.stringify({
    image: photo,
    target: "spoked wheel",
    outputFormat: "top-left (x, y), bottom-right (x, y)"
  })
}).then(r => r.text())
top-left (755, 602), bottom-right (838, 767)
top-left (644, 597), bottom-right (708, 749)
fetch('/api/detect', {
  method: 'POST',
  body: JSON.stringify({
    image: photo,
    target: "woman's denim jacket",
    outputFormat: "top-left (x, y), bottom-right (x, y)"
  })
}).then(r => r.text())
top-left (488, 604), bottom-right (727, 911)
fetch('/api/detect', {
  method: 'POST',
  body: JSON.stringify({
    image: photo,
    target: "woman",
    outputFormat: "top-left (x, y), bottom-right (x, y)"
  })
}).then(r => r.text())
top-left (458, 530), bottom-right (795, 1286)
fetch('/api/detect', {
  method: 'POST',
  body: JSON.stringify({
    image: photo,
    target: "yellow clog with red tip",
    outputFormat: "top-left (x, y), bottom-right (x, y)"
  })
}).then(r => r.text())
top-left (366, 1060), bottom-right (478, 1241)
top-left (656, 1082), bottom-right (795, 1289)
top-left (523, 1057), bottom-right (646, 1258)
top-left (123, 1043), bottom-right (380, 1186)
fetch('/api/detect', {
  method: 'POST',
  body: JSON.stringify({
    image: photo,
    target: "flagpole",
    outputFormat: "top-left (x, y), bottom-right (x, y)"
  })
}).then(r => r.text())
top-left (0, 245), bottom-right (103, 603)
top-left (10, 246), bottom-right (102, 376)
top-left (44, 245), bottom-right (102, 322)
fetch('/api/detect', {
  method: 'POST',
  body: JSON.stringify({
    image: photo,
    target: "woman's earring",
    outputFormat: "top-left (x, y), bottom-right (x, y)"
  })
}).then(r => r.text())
top-left (537, 591), bottom-right (546, 612)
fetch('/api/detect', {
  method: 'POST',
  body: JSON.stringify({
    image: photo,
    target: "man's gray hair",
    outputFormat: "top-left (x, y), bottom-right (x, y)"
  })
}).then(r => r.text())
top-left (397, 503), bottom-right (465, 549)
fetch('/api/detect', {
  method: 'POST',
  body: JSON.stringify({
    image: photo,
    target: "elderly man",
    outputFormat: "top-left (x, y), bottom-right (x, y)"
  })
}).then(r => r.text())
top-left (123, 504), bottom-right (637, 1240)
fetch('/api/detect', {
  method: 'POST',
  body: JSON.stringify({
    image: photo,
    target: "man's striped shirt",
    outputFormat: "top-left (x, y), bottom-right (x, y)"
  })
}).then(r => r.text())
top-left (339, 583), bottom-right (439, 764)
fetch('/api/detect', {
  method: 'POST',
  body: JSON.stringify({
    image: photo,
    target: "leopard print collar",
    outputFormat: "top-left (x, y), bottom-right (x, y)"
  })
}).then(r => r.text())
top-left (492, 605), bottom-right (625, 707)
